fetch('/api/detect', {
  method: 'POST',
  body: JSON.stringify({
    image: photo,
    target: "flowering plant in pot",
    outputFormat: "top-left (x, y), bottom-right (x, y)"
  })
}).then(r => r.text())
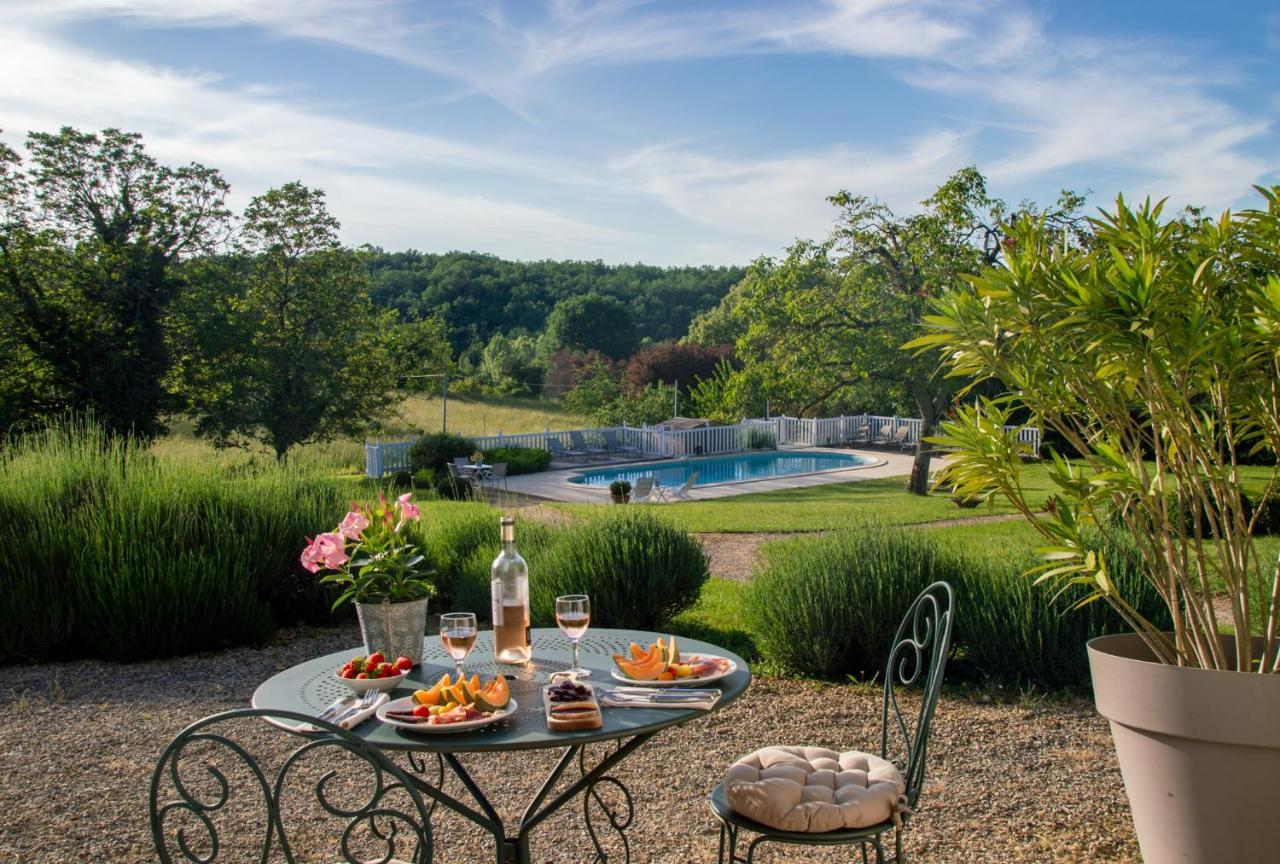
top-left (301, 491), bottom-right (435, 665)
top-left (609, 479), bottom-right (632, 503)
top-left (908, 190), bottom-right (1280, 863)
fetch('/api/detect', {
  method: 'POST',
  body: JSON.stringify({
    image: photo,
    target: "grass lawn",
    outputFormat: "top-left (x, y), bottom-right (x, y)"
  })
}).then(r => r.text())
top-left (556, 462), bottom-right (1279, 534)
top-left (381, 392), bottom-right (586, 438)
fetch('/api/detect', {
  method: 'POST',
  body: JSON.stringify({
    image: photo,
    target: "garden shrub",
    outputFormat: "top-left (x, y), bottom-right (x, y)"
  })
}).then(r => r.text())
top-left (744, 527), bottom-right (945, 680)
top-left (746, 522), bottom-right (1175, 688)
top-left (746, 428), bottom-right (776, 450)
top-left (409, 432), bottom-right (477, 476)
top-left (447, 509), bottom-right (708, 630)
top-left (0, 421), bottom-right (354, 660)
top-left (530, 509), bottom-right (709, 629)
top-left (484, 445), bottom-right (551, 475)
top-left (953, 530), bottom-right (1172, 688)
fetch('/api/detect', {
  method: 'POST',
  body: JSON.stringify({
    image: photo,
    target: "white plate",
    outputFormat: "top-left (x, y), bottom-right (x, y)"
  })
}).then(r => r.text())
top-left (610, 653), bottom-right (737, 687)
top-left (376, 695), bottom-right (518, 734)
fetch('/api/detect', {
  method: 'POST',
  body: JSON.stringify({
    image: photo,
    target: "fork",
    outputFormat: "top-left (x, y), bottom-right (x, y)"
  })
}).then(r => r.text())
top-left (332, 689), bottom-right (381, 725)
top-left (315, 696), bottom-right (356, 725)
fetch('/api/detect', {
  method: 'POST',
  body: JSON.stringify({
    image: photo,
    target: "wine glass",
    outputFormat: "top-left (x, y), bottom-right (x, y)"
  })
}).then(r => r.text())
top-left (555, 595), bottom-right (591, 678)
top-left (440, 612), bottom-right (477, 678)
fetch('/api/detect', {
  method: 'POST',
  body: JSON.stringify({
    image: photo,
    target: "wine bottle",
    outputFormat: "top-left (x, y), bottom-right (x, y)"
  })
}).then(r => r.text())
top-left (491, 516), bottom-right (531, 664)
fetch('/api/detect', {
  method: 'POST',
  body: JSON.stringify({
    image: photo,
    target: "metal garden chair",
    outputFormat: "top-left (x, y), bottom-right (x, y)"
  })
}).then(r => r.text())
top-left (709, 581), bottom-right (954, 864)
top-left (149, 708), bottom-right (441, 864)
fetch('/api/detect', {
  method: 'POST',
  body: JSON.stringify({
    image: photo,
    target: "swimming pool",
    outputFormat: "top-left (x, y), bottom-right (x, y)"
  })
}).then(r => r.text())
top-left (568, 451), bottom-right (875, 488)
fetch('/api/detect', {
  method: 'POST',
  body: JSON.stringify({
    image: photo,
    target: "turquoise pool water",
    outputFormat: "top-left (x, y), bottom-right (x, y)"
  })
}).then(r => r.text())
top-left (568, 451), bottom-right (873, 488)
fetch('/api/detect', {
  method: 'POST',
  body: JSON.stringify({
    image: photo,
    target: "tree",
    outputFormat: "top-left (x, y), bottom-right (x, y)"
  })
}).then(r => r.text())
top-left (544, 293), bottom-right (638, 359)
top-left (622, 341), bottom-right (733, 393)
top-left (698, 168), bottom-right (1085, 494)
top-left (385, 315), bottom-right (453, 390)
top-left (0, 127), bottom-right (231, 437)
top-left (172, 182), bottom-right (397, 458)
top-left (478, 332), bottom-right (544, 395)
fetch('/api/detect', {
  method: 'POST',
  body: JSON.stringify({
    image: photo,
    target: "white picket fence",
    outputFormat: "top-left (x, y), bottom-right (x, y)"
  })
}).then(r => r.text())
top-left (364, 414), bottom-right (1041, 477)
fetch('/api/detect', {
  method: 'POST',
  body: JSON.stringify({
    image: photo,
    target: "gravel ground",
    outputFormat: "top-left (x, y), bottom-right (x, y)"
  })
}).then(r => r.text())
top-left (0, 625), bottom-right (1138, 864)
top-left (695, 533), bottom-right (796, 581)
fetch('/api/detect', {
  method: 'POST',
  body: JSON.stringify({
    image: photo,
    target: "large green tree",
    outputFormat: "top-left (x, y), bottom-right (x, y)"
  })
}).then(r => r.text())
top-left (544, 292), bottom-right (639, 359)
top-left (171, 182), bottom-right (397, 457)
top-left (0, 127), bottom-right (231, 437)
top-left (701, 168), bottom-right (1085, 493)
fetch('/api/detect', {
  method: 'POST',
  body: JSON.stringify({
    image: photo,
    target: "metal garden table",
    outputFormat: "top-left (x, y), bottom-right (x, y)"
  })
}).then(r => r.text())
top-left (251, 628), bottom-right (750, 863)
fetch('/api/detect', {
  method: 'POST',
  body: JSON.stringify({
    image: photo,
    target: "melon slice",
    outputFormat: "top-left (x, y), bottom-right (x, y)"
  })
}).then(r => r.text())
top-left (473, 675), bottom-right (510, 712)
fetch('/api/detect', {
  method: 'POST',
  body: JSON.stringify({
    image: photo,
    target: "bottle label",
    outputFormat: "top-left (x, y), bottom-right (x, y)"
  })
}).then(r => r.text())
top-left (492, 582), bottom-right (503, 626)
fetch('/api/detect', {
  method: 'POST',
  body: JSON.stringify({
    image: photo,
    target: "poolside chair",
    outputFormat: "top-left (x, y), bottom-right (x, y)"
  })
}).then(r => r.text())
top-left (845, 423), bottom-right (870, 445)
top-left (710, 582), bottom-right (954, 864)
top-left (630, 476), bottom-right (657, 503)
top-left (570, 430), bottom-right (609, 459)
top-left (547, 437), bottom-right (588, 462)
top-left (893, 426), bottom-right (915, 451)
top-left (872, 424), bottom-right (896, 446)
top-left (602, 428), bottom-right (641, 457)
top-left (484, 462), bottom-right (508, 492)
top-left (669, 471), bottom-right (699, 501)
top-left (445, 461), bottom-right (478, 497)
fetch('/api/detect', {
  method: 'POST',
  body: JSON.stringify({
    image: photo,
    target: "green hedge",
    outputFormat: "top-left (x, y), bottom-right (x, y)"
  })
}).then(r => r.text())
top-left (447, 509), bottom-right (708, 630)
top-left (744, 523), bottom-right (1173, 687)
top-left (483, 445), bottom-right (551, 475)
top-left (0, 422), bottom-right (354, 660)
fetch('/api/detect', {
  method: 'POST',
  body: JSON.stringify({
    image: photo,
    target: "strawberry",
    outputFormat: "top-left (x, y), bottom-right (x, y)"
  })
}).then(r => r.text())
top-left (355, 672), bottom-right (368, 680)
top-left (393, 656), bottom-right (413, 672)
top-left (366, 651), bottom-right (385, 668)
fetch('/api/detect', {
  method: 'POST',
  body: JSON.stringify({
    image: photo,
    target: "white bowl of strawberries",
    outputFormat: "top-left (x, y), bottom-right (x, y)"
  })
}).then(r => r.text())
top-left (335, 652), bottom-right (412, 693)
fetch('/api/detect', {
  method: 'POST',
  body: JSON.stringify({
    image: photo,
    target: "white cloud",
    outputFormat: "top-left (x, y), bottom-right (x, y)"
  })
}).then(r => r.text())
top-left (0, 20), bottom-right (639, 259)
top-left (611, 131), bottom-right (972, 243)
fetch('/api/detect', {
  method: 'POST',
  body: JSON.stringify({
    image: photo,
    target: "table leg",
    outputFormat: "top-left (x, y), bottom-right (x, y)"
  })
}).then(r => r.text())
top-left (401, 734), bottom-right (655, 864)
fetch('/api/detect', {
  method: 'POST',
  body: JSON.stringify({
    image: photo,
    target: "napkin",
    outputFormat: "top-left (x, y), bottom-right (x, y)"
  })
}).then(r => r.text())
top-left (598, 688), bottom-right (722, 711)
top-left (300, 693), bottom-right (389, 733)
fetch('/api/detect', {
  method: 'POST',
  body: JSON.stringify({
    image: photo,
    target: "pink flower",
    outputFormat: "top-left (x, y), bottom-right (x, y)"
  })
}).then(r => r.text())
top-left (300, 536), bottom-right (324, 573)
top-left (338, 510), bottom-right (370, 540)
top-left (314, 532), bottom-right (349, 569)
top-left (396, 492), bottom-right (420, 528)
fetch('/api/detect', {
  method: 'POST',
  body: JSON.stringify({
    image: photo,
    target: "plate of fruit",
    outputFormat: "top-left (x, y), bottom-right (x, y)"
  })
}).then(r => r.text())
top-left (335, 652), bottom-right (412, 692)
top-left (377, 672), bottom-right (516, 733)
top-left (611, 637), bottom-right (736, 686)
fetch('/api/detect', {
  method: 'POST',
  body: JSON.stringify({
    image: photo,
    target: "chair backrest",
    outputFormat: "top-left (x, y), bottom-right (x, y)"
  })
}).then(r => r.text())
top-left (547, 438), bottom-right (567, 453)
top-left (446, 462), bottom-right (460, 479)
top-left (631, 476), bottom-right (654, 500)
top-left (893, 425), bottom-right (910, 443)
top-left (453, 456), bottom-right (471, 466)
top-left (602, 429), bottom-right (620, 446)
top-left (489, 462), bottom-right (507, 478)
top-left (570, 431), bottom-right (592, 448)
top-left (150, 708), bottom-right (435, 864)
top-left (879, 581), bottom-right (954, 808)
top-left (682, 471), bottom-right (700, 490)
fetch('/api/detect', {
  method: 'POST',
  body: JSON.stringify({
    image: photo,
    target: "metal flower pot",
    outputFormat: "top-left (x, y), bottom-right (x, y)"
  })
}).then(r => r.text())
top-left (1088, 632), bottom-right (1280, 863)
top-left (355, 596), bottom-right (429, 667)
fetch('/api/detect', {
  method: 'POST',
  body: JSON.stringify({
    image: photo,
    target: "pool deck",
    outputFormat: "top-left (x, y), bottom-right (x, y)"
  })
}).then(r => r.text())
top-left (500, 447), bottom-right (916, 503)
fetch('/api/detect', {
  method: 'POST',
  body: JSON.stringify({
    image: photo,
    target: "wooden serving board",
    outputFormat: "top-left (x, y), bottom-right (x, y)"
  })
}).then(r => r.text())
top-left (542, 681), bottom-right (603, 731)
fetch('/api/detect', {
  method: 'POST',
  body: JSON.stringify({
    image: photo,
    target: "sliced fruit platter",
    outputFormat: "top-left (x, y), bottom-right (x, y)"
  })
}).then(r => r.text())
top-left (376, 672), bottom-right (516, 733)
top-left (611, 637), bottom-right (736, 686)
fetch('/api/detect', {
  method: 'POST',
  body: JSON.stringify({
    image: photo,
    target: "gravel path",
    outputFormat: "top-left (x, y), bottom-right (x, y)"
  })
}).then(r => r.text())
top-left (0, 626), bottom-right (1138, 863)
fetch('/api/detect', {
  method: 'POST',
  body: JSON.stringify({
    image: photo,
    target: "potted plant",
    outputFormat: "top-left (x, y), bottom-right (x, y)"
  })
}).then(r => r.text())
top-left (609, 479), bottom-right (632, 504)
top-left (910, 191), bottom-right (1280, 863)
top-left (301, 491), bottom-right (435, 666)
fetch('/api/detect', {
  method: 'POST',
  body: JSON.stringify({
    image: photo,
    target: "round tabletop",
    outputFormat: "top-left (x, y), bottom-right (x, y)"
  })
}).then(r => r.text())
top-left (252, 628), bottom-right (750, 753)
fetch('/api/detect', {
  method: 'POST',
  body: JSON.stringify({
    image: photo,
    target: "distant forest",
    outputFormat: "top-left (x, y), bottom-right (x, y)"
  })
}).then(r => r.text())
top-left (363, 250), bottom-right (745, 353)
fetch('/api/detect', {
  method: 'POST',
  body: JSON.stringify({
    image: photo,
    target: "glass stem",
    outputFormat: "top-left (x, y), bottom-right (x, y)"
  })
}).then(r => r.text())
top-left (572, 640), bottom-right (581, 671)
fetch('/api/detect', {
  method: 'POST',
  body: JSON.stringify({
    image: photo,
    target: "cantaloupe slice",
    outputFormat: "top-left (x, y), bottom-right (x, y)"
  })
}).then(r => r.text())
top-left (617, 654), bottom-right (665, 680)
top-left (473, 675), bottom-right (510, 712)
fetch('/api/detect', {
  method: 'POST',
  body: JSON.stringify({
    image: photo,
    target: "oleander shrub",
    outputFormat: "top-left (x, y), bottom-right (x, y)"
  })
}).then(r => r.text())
top-left (484, 445), bottom-right (551, 475)
top-left (447, 509), bottom-right (708, 630)
top-left (0, 421), bottom-right (354, 661)
top-left (744, 527), bottom-right (945, 680)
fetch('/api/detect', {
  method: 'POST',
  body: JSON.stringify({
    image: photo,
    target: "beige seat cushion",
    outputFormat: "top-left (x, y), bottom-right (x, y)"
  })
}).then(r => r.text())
top-left (723, 746), bottom-right (905, 833)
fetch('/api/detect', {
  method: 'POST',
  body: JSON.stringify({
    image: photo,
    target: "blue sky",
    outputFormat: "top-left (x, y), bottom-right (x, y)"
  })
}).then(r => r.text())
top-left (2, 0), bottom-right (1277, 264)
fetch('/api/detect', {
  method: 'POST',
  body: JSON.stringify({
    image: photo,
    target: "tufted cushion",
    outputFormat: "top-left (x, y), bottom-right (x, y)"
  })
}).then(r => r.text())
top-left (723, 746), bottom-right (905, 833)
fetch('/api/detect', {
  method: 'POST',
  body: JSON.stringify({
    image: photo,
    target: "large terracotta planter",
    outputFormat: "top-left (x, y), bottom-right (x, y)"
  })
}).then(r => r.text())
top-left (1088, 633), bottom-right (1280, 863)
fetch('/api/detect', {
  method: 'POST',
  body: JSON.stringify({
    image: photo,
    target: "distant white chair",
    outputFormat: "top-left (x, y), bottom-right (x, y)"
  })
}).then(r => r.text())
top-left (669, 471), bottom-right (699, 501)
top-left (630, 476), bottom-right (657, 503)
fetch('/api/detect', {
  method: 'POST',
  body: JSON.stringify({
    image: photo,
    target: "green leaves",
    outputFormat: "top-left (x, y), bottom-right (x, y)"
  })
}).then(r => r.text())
top-left (913, 188), bottom-right (1280, 670)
